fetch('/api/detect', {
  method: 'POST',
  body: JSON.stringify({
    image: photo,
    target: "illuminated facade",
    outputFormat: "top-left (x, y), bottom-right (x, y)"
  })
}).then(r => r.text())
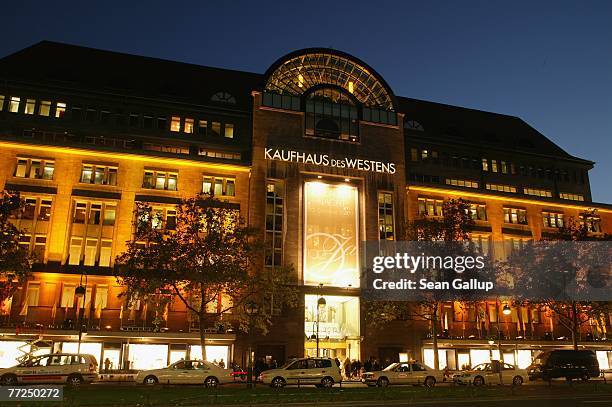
top-left (0, 42), bottom-right (611, 371)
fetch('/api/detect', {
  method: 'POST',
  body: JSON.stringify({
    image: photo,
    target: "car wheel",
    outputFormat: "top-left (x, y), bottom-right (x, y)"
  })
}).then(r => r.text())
top-left (1, 374), bottom-right (18, 386)
top-left (473, 376), bottom-right (484, 386)
top-left (271, 377), bottom-right (286, 388)
top-left (424, 376), bottom-right (436, 387)
top-left (143, 375), bottom-right (158, 385)
top-left (320, 377), bottom-right (334, 388)
top-left (67, 374), bottom-right (84, 386)
top-left (205, 376), bottom-right (219, 388)
top-left (377, 377), bottom-right (389, 387)
top-left (512, 376), bottom-right (523, 386)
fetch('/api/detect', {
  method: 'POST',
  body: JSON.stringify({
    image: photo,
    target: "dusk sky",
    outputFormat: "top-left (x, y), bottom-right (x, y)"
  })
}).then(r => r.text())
top-left (2, 1), bottom-right (611, 202)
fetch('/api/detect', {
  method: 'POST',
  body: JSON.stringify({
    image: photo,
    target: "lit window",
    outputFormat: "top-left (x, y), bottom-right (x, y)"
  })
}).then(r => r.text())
top-left (468, 203), bottom-right (487, 221)
top-left (25, 99), bottom-right (36, 115)
top-left (265, 181), bottom-right (284, 267)
top-left (9, 97), bottom-right (20, 113)
top-left (184, 118), bottom-right (194, 134)
top-left (61, 285), bottom-right (76, 308)
top-left (103, 205), bottom-right (116, 226)
top-left (445, 178), bottom-right (478, 188)
top-left (224, 123), bottom-right (234, 139)
top-left (73, 202), bottom-right (87, 224)
top-left (68, 237), bottom-right (83, 265)
top-left (38, 199), bottom-right (52, 221)
top-left (225, 179), bottom-right (235, 197)
top-left (80, 164), bottom-right (118, 186)
top-left (33, 236), bottom-right (46, 262)
top-left (210, 122), bottom-right (221, 137)
top-left (84, 239), bottom-right (98, 266)
top-left (486, 183), bottom-right (517, 193)
top-left (38, 101), bottom-right (51, 116)
top-left (99, 240), bottom-right (113, 267)
top-left (0, 95), bottom-right (4, 111)
top-left (170, 116), bottom-right (181, 132)
top-left (202, 176), bottom-right (212, 194)
top-left (491, 160), bottom-right (498, 173)
top-left (89, 204), bottom-right (102, 225)
top-left (559, 192), bottom-right (584, 201)
top-left (501, 161), bottom-right (508, 174)
top-left (143, 170), bottom-right (178, 191)
top-left (55, 102), bottom-right (66, 118)
top-left (503, 207), bottom-right (528, 225)
top-left (418, 197), bottom-right (443, 217)
top-left (580, 214), bottom-right (601, 233)
top-left (543, 212), bottom-right (564, 228)
top-left (213, 179), bottom-right (223, 196)
top-left (482, 158), bottom-right (488, 171)
top-left (378, 192), bottom-right (394, 240)
top-left (523, 188), bottom-right (552, 198)
top-left (14, 158), bottom-right (54, 180)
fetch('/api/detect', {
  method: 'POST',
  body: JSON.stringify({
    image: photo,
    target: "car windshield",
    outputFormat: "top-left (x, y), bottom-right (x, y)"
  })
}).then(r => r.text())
top-left (383, 363), bottom-right (399, 371)
top-left (473, 363), bottom-right (489, 371)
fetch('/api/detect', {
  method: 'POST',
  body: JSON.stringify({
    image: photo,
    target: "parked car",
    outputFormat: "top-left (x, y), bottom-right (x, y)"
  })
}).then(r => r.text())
top-left (258, 357), bottom-right (342, 388)
top-left (452, 361), bottom-right (527, 386)
top-left (136, 360), bottom-right (232, 387)
top-left (362, 361), bottom-right (442, 387)
top-left (0, 353), bottom-right (98, 386)
top-left (527, 350), bottom-right (600, 381)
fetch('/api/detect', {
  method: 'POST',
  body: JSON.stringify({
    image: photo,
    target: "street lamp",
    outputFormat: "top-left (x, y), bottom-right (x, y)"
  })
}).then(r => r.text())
top-left (502, 304), bottom-right (511, 316)
top-left (75, 272), bottom-right (88, 353)
top-left (245, 301), bottom-right (259, 388)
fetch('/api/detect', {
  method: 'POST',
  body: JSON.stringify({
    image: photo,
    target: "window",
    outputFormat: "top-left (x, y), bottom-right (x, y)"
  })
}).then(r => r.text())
top-left (60, 285), bottom-right (76, 308)
top-left (363, 107), bottom-right (398, 125)
top-left (491, 160), bottom-right (498, 173)
top-left (129, 113), bottom-right (139, 126)
top-left (25, 99), bottom-right (36, 114)
top-left (170, 116), bottom-right (181, 132)
top-left (38, 199), bottom-right (52, 221)
top-left (468, 203), bottom-right (487, 221)
top-left (265, 181), bottom-right (284, 267)
top-left (501, 161), bottom-right (508, 174)
top-left (211, 91), bottom-right (236, 104)
top-left (73, 202), bottom-right (87, 224)
top-left (378, 192), bottom-right (395, 240)
top-left (472, 235), bottom-right (491, 256)
top-left (157, 117), bottom-right (167, 130)
top-left (580, 214), bottom-right (601, 233)
top-left (0, 95), bottom-right (4, 110)
top-left (503, 207), bottom-right (528, 225)
top-left (504, 237), bottom-right (530, 257)
top-left (103, 205), bottom-right (116, 226)
top-left (38, 101), bottom-right (51, 116)
top-left (418, 197), bottom-right (443, 217)
top-left (202, 176), bottom-right (235, 196)
top-left (543, 212), bottom-right (564, 228)
top-left (68, 237), bottom-right (83, 265)
top-left (445, 178), bottom-right (478, 188)
top-left (486, 183), bottom-right (517, 193)
top-left (9, 97), bottom-right (20, 113)
top-left (523, 188), bottom-right (552, 198)
top-left (16, 234), bottom-right (47, 262)
top-left (559, 192), bottom-right (584, 201)
top-left (210, 122), bottom-right (221, 137)
top-left (99, 240), bottom-right (113, 267)
top-left (198, 120), bottom-right (207, 136)
top-left (410, 148), bottom-right (418, 162)
top-left (55, 102), bottom-right (66, 118)
top-left (184, 118), bottom-right (194, 134)
top-left (143, 170), bottom-right (178, 191)
top-left (14, 197), bottom-right (52, 222)
top-left (86, 109), bottom-right (97, 122)
top-left (72, 201), bottom-right (116, 226)
top-left (224, 123), bottom-right (234, 139)
top-left (404, 120), bottom-right (424, 131)
top-left (143, 115), bottom-right (153, 128)
top-left (80, 164), bottom-right (118, 186)
top-left (100, 110), bottom-right (110, 123)
top-left (481, 158), bottom-right (488, 171)
top-left (305, 88), bottom-right (360, 142)
top-left (198, 149), bottom-right (241, 160)
top-left (22, 198), bottom-right (36, 220)
top-left (84, 239), bottom-right (98, 266)
top-left (94, 285), bottom-right (108, 310)
top-left (14, 158), bottom-right (54, 180)
top-left (89, 204), bottom-right (102, 225)
top-left (137, 206), bottom-right (177, 231)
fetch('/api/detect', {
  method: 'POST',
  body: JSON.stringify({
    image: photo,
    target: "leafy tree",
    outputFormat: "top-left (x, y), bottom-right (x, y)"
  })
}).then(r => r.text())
top-left (365, 199), bottom-right (486, 370)
top-left (508, 214), bottom-right (611, 350)
top-left (0, 191), bottom-right (32, 303)
top-left (115, 194), bottom-right (298, 360)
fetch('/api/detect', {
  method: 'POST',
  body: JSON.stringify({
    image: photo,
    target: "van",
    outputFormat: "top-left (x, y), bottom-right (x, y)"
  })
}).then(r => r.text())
top-left (527, 350), bottom-right (599, 381)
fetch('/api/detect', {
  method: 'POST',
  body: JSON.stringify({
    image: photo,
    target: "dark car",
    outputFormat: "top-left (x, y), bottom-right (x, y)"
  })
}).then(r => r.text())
top-left (528, 350), bottom-right (599, 381)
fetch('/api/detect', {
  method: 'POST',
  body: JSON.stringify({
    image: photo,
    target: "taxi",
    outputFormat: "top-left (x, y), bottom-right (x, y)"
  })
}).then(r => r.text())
top-left (0, 353), bottom-right (98, 386)
top-left (452, 361), bottom-right (527, 386)
top-left (136, 360), bottom-right (232, 387)
top-left (362, 361), bottom-right (442, 387)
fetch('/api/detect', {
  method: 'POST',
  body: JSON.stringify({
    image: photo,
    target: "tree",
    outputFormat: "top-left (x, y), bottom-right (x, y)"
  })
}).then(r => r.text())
top-left (115, 194), bottom-right (297, 360)
top-left (0, 191), bottom-right (32, 304)
top-left (508, 215), bottom-right (611, 350)
top-left (365, 199), bottom-right (485, 370)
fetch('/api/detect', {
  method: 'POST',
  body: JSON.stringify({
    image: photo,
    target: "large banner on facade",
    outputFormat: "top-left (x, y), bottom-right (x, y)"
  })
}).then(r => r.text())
top-left (304, 181), bottom-right (359, 287)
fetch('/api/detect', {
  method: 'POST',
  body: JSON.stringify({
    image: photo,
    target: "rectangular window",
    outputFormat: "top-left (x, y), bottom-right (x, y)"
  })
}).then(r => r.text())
top-left (411, 148), bottom-right (418, 162)
top-left (38, 100), bottom-right (51, 116)
top-left (202, 176), bottom-right (212, 194)
top-left (445, 178), bottom-right (479, 188)
top-left (523, 188), bottom-right (552, 198)
top-left (501, 161), bottom-right (508, 174)
top-left (80, 164), bottom-right (118, 186)
top-left (38, 199), bottom-right (52, 221)
top-left (157, 117), bottom-right (167, 130)
top-left (25, 99), bottom-right (36, 115)
top-left (580, 215), bottom-right (601, 233)
top-left (472, 235), bottom-right (490, 256)
top-left (68, 237), bottom-right (83, 265)
top-left (543, 212), bottom-right (564, 228)
top-left (224, 123), bottom-right (234, 139)
top-left (559, 192), bottom-right (584, 201)
top-left (86, 109), bottom-right (97, 122)
top-left (94, 285), bottom-right (109, 309)
top-left (504, 237), bottom-right (530, 258)
top-left (55, 102), bottom-right (66, 118)
top-left (73, 202), bottom-right (87, 224)
top-left (468, 203), bottom-right (487, 221)
top-left (89, 204), bottom-right (102, 225)
top-left (213, 179), bottom-right (223, 196)
top-left (491, 160), bottom-right (498, 173)
top-left (481, 158), bottom-right (488, 171)
top-left (33, 235), bottom-right (46, 262)
top-left (103, 205), bottom-right (116, 226)
top-left (418, 197), bottom-right (443, 217)
top-left (128, 113), bottom-right (139, 127)
top-left (198, 120), bottom-right (207, 136)
top-left (0, 95), bottom-right (4, 111)
top-left (184, 118), bottom-right (194, 134)
top-left (14, 158), bottom-right (54, 180)
top-left (486, 183), bottom-right (517, 193)
top-left (60, 285), bottom-right (76, 308)
top-left (143, 115), bottom-right (153, 128)
top-left (9, 96), bottom-right (20, 113)
top-left (99, 240), bottom-right (112, 267)
top-left (202, 175), bottom-right (235, 196)
top-left (265, 181), bottom-right (284, 267)
top-left (170, 116), bottom-right (181, 132)
top-left (210, 122), bottom-right (221, 137)
top-left (143, 170), bottom-right (178, 191)
top-left (22, 198), bottom-right (37, 220)
top-left (378, 192), bottom-right (395, 240)
top-left (503, 207), bottom-right (528, 225)
top-left (84, 239), bottom-right (98, 266)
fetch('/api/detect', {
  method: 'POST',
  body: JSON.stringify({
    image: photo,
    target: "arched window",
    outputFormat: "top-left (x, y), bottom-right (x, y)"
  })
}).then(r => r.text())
top-left (210, 92), bottom-right (236, 104)
top-left (404, 120), bottom-right (424, 131)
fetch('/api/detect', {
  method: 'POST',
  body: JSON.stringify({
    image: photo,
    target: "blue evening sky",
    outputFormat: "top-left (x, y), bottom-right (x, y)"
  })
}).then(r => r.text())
top-left (2, 1), bottom-right (611, 202)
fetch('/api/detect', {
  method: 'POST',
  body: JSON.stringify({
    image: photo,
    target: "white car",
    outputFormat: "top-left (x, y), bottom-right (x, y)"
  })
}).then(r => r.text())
top-left (259, 357), bottom-right (342, 388)
top-left (0, 353), bottom-right (98, 386)
top-left (136, 360), bottom-right (231, 387)
top-left (453, 362), bottom-right (527, 386)
top-left (362, 362), bottom-right (442, 387)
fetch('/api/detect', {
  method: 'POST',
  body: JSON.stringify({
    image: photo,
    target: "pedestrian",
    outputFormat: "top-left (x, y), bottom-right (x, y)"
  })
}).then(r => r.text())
top-left (372, 358), bottom-right (380, 371)
top-left (364, 357), bottom-right (372, 372)
top-left (213, 359), bottom-right (217, 366)
top-left (104, 358), bottom-right (111, 373)
top-left (353, 360), bottom-right (361, 379)
top-left (219, 358), bottom-right (225, 369)
top-left (344, 357), bottom-right (351, 380)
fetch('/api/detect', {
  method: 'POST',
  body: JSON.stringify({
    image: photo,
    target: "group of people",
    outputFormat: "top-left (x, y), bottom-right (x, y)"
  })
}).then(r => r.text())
top-left (340, 357), bottom-right (387, 380)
